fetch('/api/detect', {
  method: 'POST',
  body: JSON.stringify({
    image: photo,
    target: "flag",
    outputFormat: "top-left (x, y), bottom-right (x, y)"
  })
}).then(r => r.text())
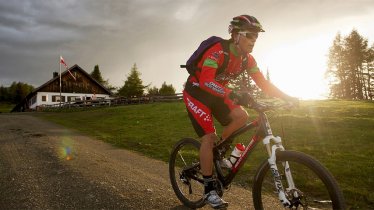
top-left (59, 56), bottom-right (76, 80)
top-left (60, 56), bottom-right (68, 68)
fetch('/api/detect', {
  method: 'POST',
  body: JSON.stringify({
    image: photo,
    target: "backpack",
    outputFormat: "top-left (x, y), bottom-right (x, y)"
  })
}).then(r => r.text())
top-left (180, 36), bottom-right (231, 76)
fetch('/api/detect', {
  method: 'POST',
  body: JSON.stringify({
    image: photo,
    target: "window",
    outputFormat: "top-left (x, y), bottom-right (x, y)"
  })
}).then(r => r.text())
top-left (67, 96), bottom-right (80, 102)
top-left (52, 95), bottom-right (58, 102)
top-left (52, 95), bottom-right (66, 102)
top-left (42, 95), bottom-right (47, 102)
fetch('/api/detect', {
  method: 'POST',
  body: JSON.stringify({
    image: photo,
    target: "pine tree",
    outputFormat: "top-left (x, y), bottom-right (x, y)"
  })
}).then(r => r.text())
top-left (90, 65), bottom-right (116, 92)
top-left (367, 44), bottom-right (374, 99)
top-left (118, 63), bottom-right (148, 97)
top-left (266, 68), bottom-right (271, 81)
top-left (327, 33), bottom-right (347, 99)
top-left (326, 30), bottom-right (373, 100)
top-left (345, 30), bottom-right (368, 99)
top-left (91, 65), bottom-right (105, 84)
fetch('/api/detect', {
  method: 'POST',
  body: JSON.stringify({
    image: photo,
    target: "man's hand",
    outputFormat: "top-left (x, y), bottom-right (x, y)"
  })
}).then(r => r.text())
top-left (229, 91), bottom-right (252, 106)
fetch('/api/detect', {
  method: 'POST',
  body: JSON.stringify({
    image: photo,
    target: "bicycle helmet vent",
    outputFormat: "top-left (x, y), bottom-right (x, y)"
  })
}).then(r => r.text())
top-left (229, 15), bottom-right (265, 33)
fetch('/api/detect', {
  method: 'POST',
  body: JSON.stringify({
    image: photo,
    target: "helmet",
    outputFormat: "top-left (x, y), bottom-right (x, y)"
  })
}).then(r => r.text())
top-left (229, 15), bottom-right (265, 33)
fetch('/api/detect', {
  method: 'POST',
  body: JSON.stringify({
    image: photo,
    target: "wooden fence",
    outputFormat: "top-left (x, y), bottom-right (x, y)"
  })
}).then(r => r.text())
top-left (37, 93), bottom-right (183, 111)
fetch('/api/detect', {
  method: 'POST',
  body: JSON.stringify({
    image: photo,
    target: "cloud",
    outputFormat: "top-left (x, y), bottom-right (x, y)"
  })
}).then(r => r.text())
top-left (174, 2), bottom-right (201, 21)
top-left (0, 0), bottom-right (373, 98)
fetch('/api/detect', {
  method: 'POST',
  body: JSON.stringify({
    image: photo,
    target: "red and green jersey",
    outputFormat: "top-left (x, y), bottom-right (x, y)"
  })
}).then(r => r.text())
top-left (187, 42), bottom-right (288, 99)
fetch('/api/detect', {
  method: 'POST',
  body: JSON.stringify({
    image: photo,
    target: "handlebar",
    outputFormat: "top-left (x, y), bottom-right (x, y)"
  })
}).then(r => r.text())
top-left (243, 93), bottom-right (294, 113)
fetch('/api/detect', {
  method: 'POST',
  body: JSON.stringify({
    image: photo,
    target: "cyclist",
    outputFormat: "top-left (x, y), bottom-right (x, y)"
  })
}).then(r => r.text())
top-left (182, 14), bottom-right (298, 209)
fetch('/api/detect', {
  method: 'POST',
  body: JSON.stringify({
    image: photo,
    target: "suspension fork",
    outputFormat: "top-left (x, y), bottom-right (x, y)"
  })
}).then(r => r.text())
top-left (263, 135), bottom-right (296, 207)
top-left (259, 111), bottom-right (296, 206)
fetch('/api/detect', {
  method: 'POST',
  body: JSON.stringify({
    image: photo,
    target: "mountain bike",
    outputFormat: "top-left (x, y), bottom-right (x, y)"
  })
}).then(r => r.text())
top-left (169, 94), bottom-right (346, 209)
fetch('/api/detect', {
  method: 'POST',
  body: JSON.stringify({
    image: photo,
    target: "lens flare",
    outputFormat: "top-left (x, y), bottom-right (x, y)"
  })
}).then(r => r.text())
top-left (58, 137), bottom-right (76, 160)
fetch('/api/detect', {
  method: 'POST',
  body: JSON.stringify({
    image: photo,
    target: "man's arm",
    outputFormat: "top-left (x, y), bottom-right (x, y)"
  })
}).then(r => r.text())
top-left (250, 71), bottom-right (294, 101)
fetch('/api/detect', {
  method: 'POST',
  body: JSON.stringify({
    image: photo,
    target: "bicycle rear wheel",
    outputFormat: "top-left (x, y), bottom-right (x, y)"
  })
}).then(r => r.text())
top-left (169, 138), bottom-right (205, 209)
top-left (252, 150), bottom-right (346, 210)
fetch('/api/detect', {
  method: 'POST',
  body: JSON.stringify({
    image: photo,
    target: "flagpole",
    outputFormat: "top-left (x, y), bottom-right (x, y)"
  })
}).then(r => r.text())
top-left (59, 56), bottom-right (62, 108)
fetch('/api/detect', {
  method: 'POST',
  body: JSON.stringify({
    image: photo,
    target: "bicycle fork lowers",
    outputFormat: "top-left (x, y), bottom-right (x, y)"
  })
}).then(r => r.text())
top-left (219, 111), bottom-right (295, 207)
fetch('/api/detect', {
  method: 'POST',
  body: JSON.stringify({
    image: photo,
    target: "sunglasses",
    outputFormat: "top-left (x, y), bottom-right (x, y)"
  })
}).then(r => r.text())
top-left (238, 31), bottom-right (259, 39)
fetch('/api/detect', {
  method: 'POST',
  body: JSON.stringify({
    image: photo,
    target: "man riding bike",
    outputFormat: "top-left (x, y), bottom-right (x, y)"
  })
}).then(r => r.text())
top-left (182, 14), bottom-right (298, 209)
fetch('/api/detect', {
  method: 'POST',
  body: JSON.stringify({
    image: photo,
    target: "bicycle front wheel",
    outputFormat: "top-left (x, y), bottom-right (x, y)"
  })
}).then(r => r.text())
top-left (169, 138), bottom-right (205, 209)
top-left (252, 150), bottom-right (346, 210)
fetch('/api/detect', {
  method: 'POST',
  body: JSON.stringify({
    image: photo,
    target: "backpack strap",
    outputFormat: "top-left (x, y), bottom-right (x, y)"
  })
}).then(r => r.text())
top-left (217, 40), bottom-right (248, 75)
top-left (241, 54), bottom-right (248, 71)
top-left (216, 40), bottom-right (231, 75)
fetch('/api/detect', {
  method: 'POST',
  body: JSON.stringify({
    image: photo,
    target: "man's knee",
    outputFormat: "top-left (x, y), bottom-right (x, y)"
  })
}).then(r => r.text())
top-left (201, 133), bottom-right (218, 147)
top-left (230, 107), bottom-right (249, 123)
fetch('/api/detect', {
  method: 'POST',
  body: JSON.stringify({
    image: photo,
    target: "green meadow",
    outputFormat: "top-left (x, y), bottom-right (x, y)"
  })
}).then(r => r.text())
top-left (36, 100), bottom-right (374, 209)
top-left (0, 103), bottom-right (14, 113)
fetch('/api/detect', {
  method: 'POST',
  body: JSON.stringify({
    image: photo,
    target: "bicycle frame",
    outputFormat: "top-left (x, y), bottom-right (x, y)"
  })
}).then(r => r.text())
top-left (172, 95), bottom-right (346, 208)
top-left (214, 110), bottom-right (295, 206)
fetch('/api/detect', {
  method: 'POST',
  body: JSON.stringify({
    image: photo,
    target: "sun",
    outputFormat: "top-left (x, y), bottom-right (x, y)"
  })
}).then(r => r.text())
top-left (257, 35), bottom-right (331, 100)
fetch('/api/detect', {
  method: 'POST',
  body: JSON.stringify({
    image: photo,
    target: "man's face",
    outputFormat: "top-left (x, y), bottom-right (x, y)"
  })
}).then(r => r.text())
top-left (237, 31), bottom-right (258, 54)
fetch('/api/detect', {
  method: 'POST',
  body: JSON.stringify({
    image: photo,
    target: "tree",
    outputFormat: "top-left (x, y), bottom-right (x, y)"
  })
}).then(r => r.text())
top-left (103, 82), bottom-right (116, 93)
top-left (159, 82), bottom-right (176, 95)
top-left (345, 30), bottom-right (368, 99)
top-left (326, 30), bottom-right (373, 100)
top-left (326, 33), bottom-right (347, 99)
top-left (367, 44), bottom-right (374, 99)
top-left (266, 68), bottom-right (271, 81)
top-left (0, 85), bottom-right (10, 102)
top-left (147, 86), bottom-right (159, 95)
top-left (228, 71), bottom-right (262, 98)
top-left (118, 63), bottom-right (148, 97)
top-left (3, 82), bottom-right (34, 103)
top-left (91, 65), bottom-right (105, 84)
top-left (90, 64), bottom-right (116, 93)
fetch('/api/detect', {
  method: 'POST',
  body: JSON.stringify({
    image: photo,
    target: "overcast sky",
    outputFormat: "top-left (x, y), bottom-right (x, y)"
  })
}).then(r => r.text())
top-left (1, 0), bottom-right (373, 99)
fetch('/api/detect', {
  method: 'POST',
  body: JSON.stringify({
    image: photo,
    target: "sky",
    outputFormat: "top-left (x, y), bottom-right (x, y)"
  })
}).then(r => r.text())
top-left (1, 0), bottom-right (373, 99)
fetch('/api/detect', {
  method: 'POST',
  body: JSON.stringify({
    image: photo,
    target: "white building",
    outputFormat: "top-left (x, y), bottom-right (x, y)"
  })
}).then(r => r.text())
top-left (12, 64), bottom-right (112, 112)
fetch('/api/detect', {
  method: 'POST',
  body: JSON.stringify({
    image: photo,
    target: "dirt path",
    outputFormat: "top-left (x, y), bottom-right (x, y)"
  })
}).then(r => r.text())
top-left (0, 114), bottom-right (263, 209)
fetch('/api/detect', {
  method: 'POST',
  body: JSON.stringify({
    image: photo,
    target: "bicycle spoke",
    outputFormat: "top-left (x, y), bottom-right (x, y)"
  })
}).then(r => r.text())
top-left (178, 151), bottom-right (187, 166)
top-left (169, 139), bottom-right (205, 208)
top-left (253, 151), bottom-right (345, 210)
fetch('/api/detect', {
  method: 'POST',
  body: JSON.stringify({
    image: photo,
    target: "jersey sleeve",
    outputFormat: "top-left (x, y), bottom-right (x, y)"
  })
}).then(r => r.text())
top-left (198, 43), bottom-right (232, 98)
top-left (246, 54), bottom-right (260, 74)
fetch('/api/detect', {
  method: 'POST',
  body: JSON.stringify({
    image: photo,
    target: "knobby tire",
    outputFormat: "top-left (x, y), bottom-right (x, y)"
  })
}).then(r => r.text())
top-left (252, 150), bottom-right (346, 210)
top-left (169, 138), bottom-right (205, 209)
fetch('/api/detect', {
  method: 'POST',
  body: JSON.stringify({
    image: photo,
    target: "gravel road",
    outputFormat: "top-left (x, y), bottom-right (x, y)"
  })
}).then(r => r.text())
top-left (0, 114), bottom-right (264, 209)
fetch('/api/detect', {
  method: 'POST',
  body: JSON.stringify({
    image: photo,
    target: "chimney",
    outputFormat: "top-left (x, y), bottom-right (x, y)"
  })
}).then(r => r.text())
top-left (53, 72), bottom-right (58, 78)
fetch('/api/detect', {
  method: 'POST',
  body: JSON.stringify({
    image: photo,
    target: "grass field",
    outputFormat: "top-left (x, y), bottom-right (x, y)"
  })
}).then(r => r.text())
top-left (0, 103), bottom-right (14, 113)
top-left (36, 100), bottom-right (374, 209)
